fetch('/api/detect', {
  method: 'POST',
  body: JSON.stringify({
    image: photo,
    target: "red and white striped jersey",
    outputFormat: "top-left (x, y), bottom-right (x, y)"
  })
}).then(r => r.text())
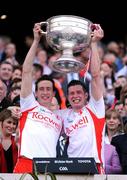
top-left (18, 93), bottom-right (62, 159)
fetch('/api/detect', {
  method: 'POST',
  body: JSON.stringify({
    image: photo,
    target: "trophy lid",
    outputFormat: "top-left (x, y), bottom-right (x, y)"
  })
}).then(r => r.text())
top-left (46, 15), bottom-right (92, 25)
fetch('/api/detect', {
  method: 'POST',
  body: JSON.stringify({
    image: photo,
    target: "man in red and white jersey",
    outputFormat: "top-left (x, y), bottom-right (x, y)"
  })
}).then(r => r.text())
top-left (55, 24), bottom-right (105, 174)
top-left (13, 23), bottom-right (62, 173)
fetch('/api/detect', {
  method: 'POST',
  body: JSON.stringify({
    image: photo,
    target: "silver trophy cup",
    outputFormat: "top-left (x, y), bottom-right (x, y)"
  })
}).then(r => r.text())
top-left (40, 15), bottom-right (92, 73)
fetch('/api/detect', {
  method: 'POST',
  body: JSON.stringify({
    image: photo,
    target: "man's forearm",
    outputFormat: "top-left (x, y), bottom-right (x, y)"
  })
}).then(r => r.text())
top-left (23, 40), bottom-right (39, 73)
top-left (90, 42), bottom-right (101, 78)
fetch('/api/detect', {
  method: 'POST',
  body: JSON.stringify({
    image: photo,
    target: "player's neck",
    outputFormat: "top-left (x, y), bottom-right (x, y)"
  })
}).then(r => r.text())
top-left (40, 102), bottom-right (51, 110)
top-left (73, 107), bottom-right (81, 113)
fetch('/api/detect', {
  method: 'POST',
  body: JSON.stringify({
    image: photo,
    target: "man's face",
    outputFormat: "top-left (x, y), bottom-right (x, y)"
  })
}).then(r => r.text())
top-left (36, 80), bottom-right (54, 107)
top-left (5, 43), bottom-right (16, 57)
top-left (68, 85), bottom-right (87, 111)
top-left (0, 63), bottom-right (13, 81)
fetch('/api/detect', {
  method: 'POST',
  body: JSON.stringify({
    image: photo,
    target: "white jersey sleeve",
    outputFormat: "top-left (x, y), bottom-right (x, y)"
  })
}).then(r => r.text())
top-left (20, 93), bottom-right (38, 112)
top-left (87, 96), bottom-right (105, 118)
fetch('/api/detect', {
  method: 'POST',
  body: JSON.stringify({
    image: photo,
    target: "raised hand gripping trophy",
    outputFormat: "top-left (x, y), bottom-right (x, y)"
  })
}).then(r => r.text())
top-left (40, 15), bottom-right (92, 73)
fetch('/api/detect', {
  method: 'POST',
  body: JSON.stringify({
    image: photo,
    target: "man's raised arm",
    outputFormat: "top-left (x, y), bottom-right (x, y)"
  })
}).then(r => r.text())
top-left (90, 24), bottom-right (104, 101)
top-left (21, 23), bottom-right (42, 98)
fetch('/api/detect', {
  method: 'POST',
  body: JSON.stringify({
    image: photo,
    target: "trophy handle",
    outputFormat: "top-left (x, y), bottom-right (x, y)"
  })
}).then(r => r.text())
top-left (39, 22), bottom-right (48, 34)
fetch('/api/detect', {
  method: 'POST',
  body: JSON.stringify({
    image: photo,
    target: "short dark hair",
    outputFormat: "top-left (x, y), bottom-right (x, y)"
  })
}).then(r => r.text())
top-left (0, 60), bottom-right (14, 69)
top-left (13, 65), bottom-right (22, 72)
top-left (67, 80), bottom-right (87, 95)
top-left (35, 74), bottom-right (55, 91)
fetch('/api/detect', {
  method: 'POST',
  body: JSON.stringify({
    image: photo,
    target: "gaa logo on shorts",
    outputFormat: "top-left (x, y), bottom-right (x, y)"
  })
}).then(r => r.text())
top-left (59, 166), bottom-right (68, 171)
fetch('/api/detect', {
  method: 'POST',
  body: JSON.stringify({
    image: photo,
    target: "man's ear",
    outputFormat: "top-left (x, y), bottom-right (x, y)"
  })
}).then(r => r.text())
top-left (85, 92), bottom-right (89, 100)
top-left (34, 91), bottom-right (37, 99)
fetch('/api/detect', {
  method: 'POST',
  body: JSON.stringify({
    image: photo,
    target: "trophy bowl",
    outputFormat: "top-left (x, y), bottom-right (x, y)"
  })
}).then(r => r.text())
top-left (40, 15), bottom-right (92, 73)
